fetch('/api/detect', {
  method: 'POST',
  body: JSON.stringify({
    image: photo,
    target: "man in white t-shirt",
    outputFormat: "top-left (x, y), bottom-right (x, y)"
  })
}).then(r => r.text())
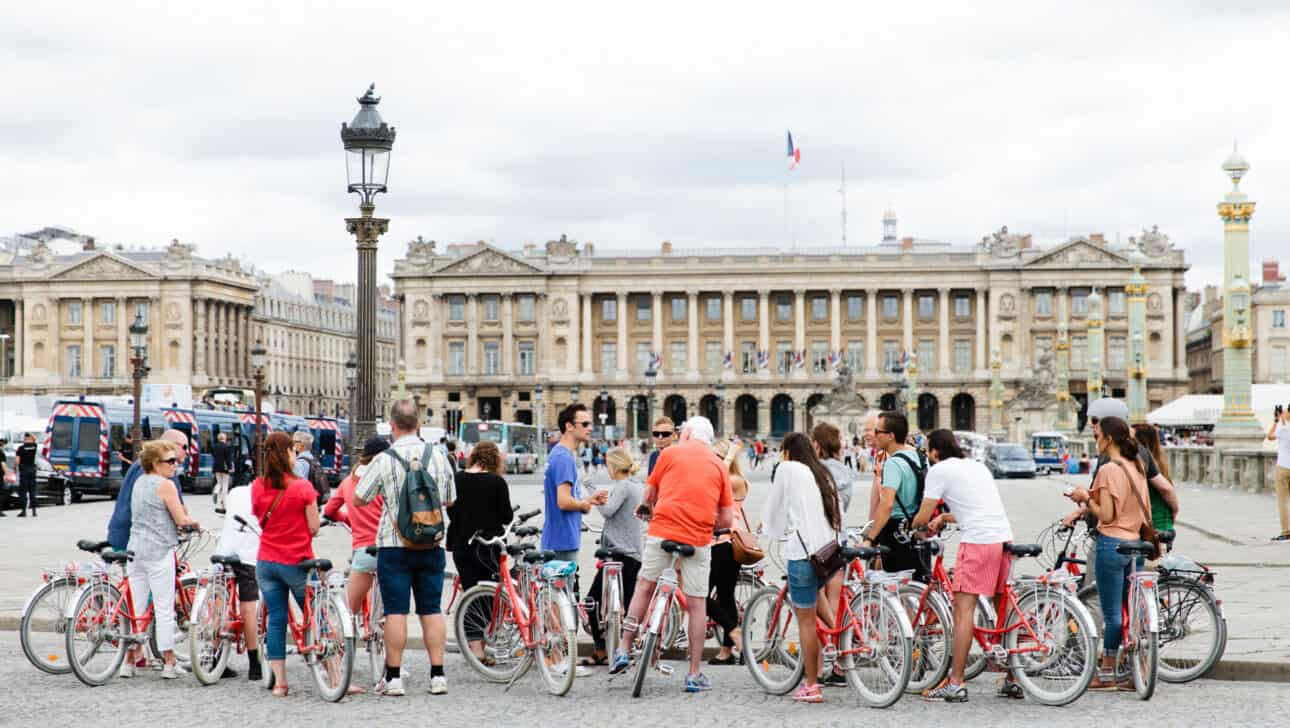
top-left (213, 482), bottom-right (261, 682)
top-left (1267, 406), bottom-right (1290, 542)
top-left (912, 429), bottom-right (1015, 704)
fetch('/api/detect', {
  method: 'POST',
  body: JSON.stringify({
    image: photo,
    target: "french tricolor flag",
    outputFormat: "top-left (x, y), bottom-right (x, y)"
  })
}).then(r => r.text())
top-left (786, 130), bottom-right (800, 170)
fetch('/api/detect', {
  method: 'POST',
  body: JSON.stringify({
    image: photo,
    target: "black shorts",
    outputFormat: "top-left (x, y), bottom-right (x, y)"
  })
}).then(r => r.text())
top-left (230, 562), bottom-right (259, 602)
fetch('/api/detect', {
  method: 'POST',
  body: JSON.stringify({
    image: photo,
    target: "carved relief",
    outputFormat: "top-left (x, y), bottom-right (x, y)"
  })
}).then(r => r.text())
top-left (32, 304), bottom-right (46, 322)
top-left (1148, 292), bottom-right (1163, 313)
top-left (1000, 294), bottom-right (1016, 316)
top-left (413, 298), bottom-right (430, 321)
top-left (54, 255), bottom-right (153, 281)
top-left (551, 297), bottom-right (569, 322)
top-left (438, 249), bottom-right (541, 275)
top-left (166, 302), bottom-right (182, 322)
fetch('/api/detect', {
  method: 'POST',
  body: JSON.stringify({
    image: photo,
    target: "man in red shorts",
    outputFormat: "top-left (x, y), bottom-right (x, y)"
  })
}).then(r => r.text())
top-left (912, 429), bottom-right (1016, 703)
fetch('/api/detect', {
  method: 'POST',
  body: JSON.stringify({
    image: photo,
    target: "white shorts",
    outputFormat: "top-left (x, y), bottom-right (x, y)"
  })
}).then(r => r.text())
top-left (639, 537), bottom-right (711, 598)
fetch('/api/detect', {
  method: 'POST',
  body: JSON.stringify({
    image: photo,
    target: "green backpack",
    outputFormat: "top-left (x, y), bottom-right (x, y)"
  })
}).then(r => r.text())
top-left (385, 444), bottom-right (445, 549)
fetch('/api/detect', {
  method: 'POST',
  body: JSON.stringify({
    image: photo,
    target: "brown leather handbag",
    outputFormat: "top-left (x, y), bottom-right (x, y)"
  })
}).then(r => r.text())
top-left (729, 507), bottom-right (766, 565)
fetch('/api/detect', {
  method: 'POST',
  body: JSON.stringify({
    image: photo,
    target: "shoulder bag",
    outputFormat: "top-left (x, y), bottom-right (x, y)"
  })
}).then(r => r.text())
top-left (730, 506), bottom-right (766, 566)
top-left (796, 529), bottom-right (845, 582)
top-left (258, 485), bottom-right (287, 531)
top-left (1111, 461), bottom-right (1161, 558)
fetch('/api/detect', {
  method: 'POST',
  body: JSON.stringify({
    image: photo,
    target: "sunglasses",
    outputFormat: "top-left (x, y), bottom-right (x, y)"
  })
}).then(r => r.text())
top-left (652, 430), bottom-right (675, 438)
top-left (161, 457), bottom-right (179, 465)
top-left (575, 421), bottom-right (593, 428)
top-left (875, 429), bottom-right (891, 435)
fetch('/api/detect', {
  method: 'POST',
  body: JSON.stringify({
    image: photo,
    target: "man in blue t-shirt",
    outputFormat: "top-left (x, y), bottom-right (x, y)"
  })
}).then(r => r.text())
top-left (107, 429), bottom-right (190, 550)
top-left (543, 403), bottom-right (606, 559)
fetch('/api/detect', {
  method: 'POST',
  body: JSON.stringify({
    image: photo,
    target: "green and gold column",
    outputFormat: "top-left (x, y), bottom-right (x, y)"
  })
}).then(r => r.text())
top-left (1213, 144), bottom-right (1263, 442)
top-left (1086, 291), bottom-right (1104, 400)
top-left (1126, 260), bottom-right (1149, 422)
top-left (989, 347), bottom-right (1005, 438)
top-left (1055, 324), bottom-right (1074, 430)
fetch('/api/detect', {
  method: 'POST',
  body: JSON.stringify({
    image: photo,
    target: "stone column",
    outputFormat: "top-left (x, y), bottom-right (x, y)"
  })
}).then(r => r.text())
top-left (975, 288), bottom-right (987, 377)
top-left (1173, 286), bottom-right (1187, 380)
top-left (757, 291), bottom-right (770, 377)
top-left (82, 297), bottom-right (94, 380)
top-left (756, 397), bottom-right (769, 437)
top-left (1087, 291), bottom-right (1105, 398)
top-left (429, 294), bottom-right (443, 378)
top-left (13, 300), bottom-right (22, 378)
top-left (793, 289), bottom-right (806, 378)
top-left (1159, 284), bottom-right (1175, 376)
top-left (566, 293), bottom-right (580, 375)
top-left (938, 287), bottom-right (950, 376)
top-left (651, 290), bottom-right (663, 376)
top-left (579, 293), bottom-right (592, 375)
top-left (686, 290), bottom-right (699, 380)
top-left (118, 297), bottom-right (130, 380)
top-left (1127, 267), bottom-right (1149, 422)
top-left (722, 290), bottom-right (735, 378)
top-left (1057, 286), bottom-right (1070, 324)
top-left (19, 300), bottom-right (30, 377)
top-left (467, 293), bottom-right (480, 375)
top-left (192, 299), bottom-right (206, 377)
top-left (902, 289), bottom-right (913, 354)
top-left (829, 289), bottom-right (841, 353)
top-left (502, 294), bottom-right (514, 375)
top-left (534, 293), bottom-right (547, 377)
top-left (866, 289), bottom-right (878, 378)
top-left (1016, 287), bottom-right (1031, 373)
top-left (616, 292), bottom-right (629, 373)
top-left (239, 305), bottom-right (249, 380)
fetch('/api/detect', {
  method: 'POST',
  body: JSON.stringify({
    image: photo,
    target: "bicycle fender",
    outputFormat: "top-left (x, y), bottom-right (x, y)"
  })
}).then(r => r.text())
top-left (1143, 586), bottom-right (1161, 634)
top-left (331, 593), bottom-right (356, 639)
top-left (555, 591), bottom-right (576, 635)
top-left (21, 579), bottom-right (71, 620)
top-left (64, 583), bottom-right (101, 621)
top-left (883, 591), bottom-right (915, 638)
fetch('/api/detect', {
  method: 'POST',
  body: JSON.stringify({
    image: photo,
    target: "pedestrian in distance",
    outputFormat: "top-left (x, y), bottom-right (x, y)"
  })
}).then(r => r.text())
top-left (16, 434), bottom-right (41, 518)
top-left (1267, 405), bottom-right (1290, 542)
top-left (647, 417), bottom-right (677, 476)
top-left (212, 432), bottom-right (234, 511)
top-left (118, 433), bottom-right (135, 477)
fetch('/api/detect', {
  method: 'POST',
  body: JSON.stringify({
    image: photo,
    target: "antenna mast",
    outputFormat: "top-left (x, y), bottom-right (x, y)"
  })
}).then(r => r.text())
top-left (839, 161), bottom-right (848, 245)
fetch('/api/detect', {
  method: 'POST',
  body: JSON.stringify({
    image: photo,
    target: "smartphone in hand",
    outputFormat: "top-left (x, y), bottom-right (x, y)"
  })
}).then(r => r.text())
top-left (635, 502), bottom-right (653, 521)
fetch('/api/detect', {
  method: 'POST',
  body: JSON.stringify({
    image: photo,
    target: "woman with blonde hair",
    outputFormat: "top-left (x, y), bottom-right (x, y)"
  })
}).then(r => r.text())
top-left (580, 446), bottom-right (645, 667)
top-left (707, 437), bottom-right (750, 664)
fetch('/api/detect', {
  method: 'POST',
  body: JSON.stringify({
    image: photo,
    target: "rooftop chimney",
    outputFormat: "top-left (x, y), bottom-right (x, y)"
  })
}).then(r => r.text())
top-left (900, 237), bottom-right (914, 250)
top-left (1089, 233), bottom-right (1105, 244)
top-left (82, 236), bottom-right (95, 252)
top-left (1021, 235), bottom-right (1033, 249)
top-left (1263, 259), bottom-right (1284, 283)
top-left (583, 241), bottom-right (595, 256)
top-left (661, 241), bottom-right (672, 255)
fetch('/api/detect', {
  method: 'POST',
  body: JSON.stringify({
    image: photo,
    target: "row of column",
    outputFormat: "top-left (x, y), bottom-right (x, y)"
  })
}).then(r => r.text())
top-left (194, 299), bottom-right (253, 382)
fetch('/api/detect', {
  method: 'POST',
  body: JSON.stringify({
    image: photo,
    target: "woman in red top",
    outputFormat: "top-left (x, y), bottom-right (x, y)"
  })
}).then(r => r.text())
top-left (252, 431), bottom-right (320, 697)
top-left (324, 437), bottom-right (389, 618)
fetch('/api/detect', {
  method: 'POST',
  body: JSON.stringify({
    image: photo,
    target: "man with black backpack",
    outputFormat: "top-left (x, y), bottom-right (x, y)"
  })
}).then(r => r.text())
top-left (858, 411), bottom-right (930, 582)
top-left (291, 431), bottom-right (330, 506)
top-left (354, 399), bottom-right (455, 697)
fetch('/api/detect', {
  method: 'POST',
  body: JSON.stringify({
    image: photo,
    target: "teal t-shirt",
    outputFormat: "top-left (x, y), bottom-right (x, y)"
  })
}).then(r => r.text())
top-left (882, 450), bottom-right (921, 519)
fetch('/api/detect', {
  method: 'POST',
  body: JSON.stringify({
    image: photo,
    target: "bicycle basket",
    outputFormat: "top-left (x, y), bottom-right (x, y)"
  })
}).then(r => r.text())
top-left (541, 560), bottom-right (577, 580)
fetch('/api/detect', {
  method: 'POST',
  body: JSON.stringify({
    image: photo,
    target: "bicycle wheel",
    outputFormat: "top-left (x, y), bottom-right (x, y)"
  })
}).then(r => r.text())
top-left (534, 588), bottom-right (577, 696)
top-left (364, 582), bottom-right (385, 688)
top-left (1130, 583), bottom-right (1157, 700)
top-left (631, 630), bottom-right (657, 698)
top-left (1157, 578), bottom-right (1226, 683)
top-left (256, 602), bottom-right (273, 689)
top-left (149, 573), bottom-right (199, 667)
top-left (65, 582), bottom-right (129, 687)
top-left (740, 586), bottom-right (803, 695)
top-left (20, 578), bottom-right (78, 675)
top-left (604, 577), bottom-right (622, 662)
top-left (307, 591), bottom-right (354, 702)
top-left (898, 582), bottom-right (951, 694)
top-left (845, 588), bottom-right (912, 709)
top-left (660, 597), bottom-right (684, 652)
top-left (454, 583), bottom-right (526, 683)
top-left (1005, 589), bottom-right (1097, 706)
top-left (961, 596), bottom-right (995, 681)
top-left (441, 570), bottom-right (459, 654)
top-left (189, 580), bottom-right (232, 686)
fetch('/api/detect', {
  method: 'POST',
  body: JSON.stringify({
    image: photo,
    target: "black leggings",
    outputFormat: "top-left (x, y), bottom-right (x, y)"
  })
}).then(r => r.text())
top-left (586, 555), bottom-right (641, 652)
top-left (452, 542), bottom-right (501, 642)
top-left (707, 542), bottom-right (740, 648)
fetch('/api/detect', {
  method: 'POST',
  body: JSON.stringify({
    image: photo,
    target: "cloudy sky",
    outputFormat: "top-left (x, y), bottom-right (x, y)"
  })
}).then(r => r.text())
top-left (4, 2), bottom-right (1286, 291)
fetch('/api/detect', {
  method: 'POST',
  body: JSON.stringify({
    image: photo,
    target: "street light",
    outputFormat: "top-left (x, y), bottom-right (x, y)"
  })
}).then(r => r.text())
top-left (345, 351), bottom-right (357, 419)
top-left (250, 340), bottom-right (267, 476)
top-left (534, 383), bottom-right (545, 436)
top-left (716, 381), bottom-right (726, 436)
top-left (129, 313), bottom-right (149, 442)
top-left (645, 365), bottom-right (657, 424)
top-left (570, 383), bottom-right (580, 403)
top-left (341, 83), bottom-right (396, 462)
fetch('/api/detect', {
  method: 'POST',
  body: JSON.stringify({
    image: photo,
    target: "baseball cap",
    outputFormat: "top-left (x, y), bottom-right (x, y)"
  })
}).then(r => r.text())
top-left (1087, 397), bottom-right (1128, 421)
top-left (363, 437), bottom-right (391, 459)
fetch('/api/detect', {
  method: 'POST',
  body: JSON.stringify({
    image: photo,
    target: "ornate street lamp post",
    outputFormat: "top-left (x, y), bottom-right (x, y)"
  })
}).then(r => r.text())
top-left (341, 83), bottom-right (395, 460)
top-left (129, 313), bottom-right (149, 443)
top-left (534, 383), bottom-right (545, 437)
top-left (570, 383), bottom-right (580, 403)
top-left (645, 366), bottom-right (657, 427)
top-left (345, 351), bottom-right (357, 421)
top-left (716, 381), bottom-right (726, 436)
top-left (251, 340), bottom-right (267, 476)
top-left (627, 397), bottom-right (637, 440)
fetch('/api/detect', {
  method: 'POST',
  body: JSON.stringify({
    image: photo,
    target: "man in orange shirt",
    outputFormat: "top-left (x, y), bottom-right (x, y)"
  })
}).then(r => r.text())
top-left (610, 416), bottom-right (734, 692)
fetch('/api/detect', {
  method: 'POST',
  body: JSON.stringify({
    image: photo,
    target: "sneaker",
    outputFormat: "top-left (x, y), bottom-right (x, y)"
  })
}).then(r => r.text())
top-left (555, 663), bottom-right (593, 678)
top-left (377, 677), bottom-right (405, 696)
top-left (819, 670), bottom-right (848, 688)
top-left (683, 673), bottom-right (713, 693)
top-left (1273, 534), bottom-right (1290, 542)
top-left (608, 650), bottom-right (631, 675)
top-left (220, 666), bottom-right (239, 680)
top-left (792, 683), bottom-right (825, 703)
top-left (428, 675), bottom-right (447, 695)
top-left (117, 661), bottom-right (135, 679)
top-left (17, 512), bottom-right (25, 518)
top-left (161, 663), bottom-right (187, 679)
top-left (924, 681), bottom-right (968, 703)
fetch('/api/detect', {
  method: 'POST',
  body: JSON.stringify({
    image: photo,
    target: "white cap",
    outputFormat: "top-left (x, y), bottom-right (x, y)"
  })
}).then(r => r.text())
top-left (1087, 397), bottom-right (1128, 420)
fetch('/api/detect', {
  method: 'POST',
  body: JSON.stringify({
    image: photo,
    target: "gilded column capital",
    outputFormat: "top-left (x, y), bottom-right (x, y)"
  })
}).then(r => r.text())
top-left (1217, 201), bottom-right (1255, 224)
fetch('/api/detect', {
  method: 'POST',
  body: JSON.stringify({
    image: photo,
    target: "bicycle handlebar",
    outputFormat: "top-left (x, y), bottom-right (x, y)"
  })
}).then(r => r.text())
top-left (514, 508), bottom-right (541, 525)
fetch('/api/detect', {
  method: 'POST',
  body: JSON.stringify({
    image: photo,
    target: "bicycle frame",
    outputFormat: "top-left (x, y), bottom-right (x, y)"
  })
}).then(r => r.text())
top-left (69, 550), bottom-right (194, 650)
top-left (198, 564), bottom-right (246, 652)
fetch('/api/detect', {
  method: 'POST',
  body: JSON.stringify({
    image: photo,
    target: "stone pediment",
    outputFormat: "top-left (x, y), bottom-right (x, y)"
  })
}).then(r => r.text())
top-left (433, 245), bottom-right (545, 276)
top-left (1024, 239), bottom-right (1130, 268)
top-left (49, 253), bottom-right (157, 281)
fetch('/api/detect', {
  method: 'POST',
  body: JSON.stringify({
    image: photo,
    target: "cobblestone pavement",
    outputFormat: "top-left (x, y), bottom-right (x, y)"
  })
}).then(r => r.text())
top-left (0, 639), bottom-right (1283, 727)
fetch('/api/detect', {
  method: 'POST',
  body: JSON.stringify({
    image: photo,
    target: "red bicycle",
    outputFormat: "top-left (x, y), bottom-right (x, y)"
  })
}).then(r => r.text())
top-left (21, 539), bottom-right (114, 675)
top-left (188, 552), bottom-right (251, 684)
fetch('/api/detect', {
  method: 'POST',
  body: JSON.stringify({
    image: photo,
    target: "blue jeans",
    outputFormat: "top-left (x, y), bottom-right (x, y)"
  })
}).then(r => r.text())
top-left (786, 559), bottom-right (820, 609)
top-left (1093, 533), bottom-right (1142, 653)
top-left (256, 560), bottom-right (307, 660)
top-left (377, 547), bottom-right (446, 616)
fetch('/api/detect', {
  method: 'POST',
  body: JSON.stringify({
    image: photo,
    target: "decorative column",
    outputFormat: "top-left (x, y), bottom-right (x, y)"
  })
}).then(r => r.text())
top-left (865, 289), bottom-right (878, 378)
top-left (345, 202), bottom-right (389, 452)
top-left (829, 289), bottom-right (841, 356)
top-left (792, 289), bottom-right (806, 380)
top-left (722, 290), bottom-right (735, 380)
top-left (1055, 324), bottom-right (1074, 431)
top-left (756, 397), bottom-right (769, 437)
top-left (192, 299), bottom-right (206, 377)
top-left (566, 293), bottom-right (580, 374)
top-left (467, 294), bottom-right (480, 375)
top-left (534, 293), bottom-right (547, 378)
top-left (901, 288), bottom-right (913, 354)
top-left (906, 350), bottom-right (919, 426)
top-left (1173, 286), bottom-right (1188, 380)
top-left (687, 290), bottom-right (699, 380)
top-left (1086, 291), bottom-right (1105, 399)
top-left (975, 288), bottom-right (987, 378)
top-left (82, 297), bottom-right (93, 380)
top-left (502, 294), bottom-right (514, 375)
top-left (651, 290), bottom-right (663, 377)
top-left (429, 294), bottom-right (443, 378)
top-left (938, 287), bottom-right (951, 377)
top-left (1126, 261), bottom-right (1149, 422)
top-left (1213, 144), bottom-right (1263, 442)
top-left (1016, 286), bottom-right (1031, 373)
top-left (616, 292), bottom-right (629, 375)
top-left (118, 298), bottom-right (130, 381)
top-left (13, 300), bottom-right (22, 378)
top-left (758, 291), bottom-right (770, 379)
top-left (989, 347), bottom-right (1005, 438)
top-left (581, 293), bottom-right (593, 375)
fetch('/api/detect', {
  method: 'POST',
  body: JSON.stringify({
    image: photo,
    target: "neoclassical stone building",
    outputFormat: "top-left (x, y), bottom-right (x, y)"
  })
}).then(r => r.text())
top-left (392, 223), bottom-right (1191, 439)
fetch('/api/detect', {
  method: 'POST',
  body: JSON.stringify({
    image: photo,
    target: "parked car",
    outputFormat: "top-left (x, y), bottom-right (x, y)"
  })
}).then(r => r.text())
top-left (985, 443), bottom-right (1038, 479)
top-left (3, 443), bottom-right (74, 507)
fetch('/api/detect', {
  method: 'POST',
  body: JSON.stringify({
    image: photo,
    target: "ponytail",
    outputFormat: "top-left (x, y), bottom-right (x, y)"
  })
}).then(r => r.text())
top-left (1099, 417), bottom-right (1143, 477)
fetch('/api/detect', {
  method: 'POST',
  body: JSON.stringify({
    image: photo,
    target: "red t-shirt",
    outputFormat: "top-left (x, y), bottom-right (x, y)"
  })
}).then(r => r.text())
top-left (252, 476), bottom-right (316, 565)
top-left (646, 439), bottom-right (733, 547)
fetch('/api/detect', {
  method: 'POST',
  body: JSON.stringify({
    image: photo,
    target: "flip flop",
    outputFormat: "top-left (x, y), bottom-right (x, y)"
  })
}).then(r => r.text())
top-left (578, 654), bottom-right (609, 667)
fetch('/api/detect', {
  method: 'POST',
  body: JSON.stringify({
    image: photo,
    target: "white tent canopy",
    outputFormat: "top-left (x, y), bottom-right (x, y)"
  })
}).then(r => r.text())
top-left (1150, 384), bottom-right (1290, 437)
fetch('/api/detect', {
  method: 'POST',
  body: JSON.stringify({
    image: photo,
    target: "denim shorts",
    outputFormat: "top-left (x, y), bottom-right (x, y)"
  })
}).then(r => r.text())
top-left (377, 546), bottom-right (446, 616)
top-left (350, 547), bottom-right (378, 574)
top-left (786, 559), bottom-right (819, 609)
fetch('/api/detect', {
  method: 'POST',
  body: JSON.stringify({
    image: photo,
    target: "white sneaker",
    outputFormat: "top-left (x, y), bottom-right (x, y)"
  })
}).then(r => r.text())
top-left (117, 662), bottom-right (135, 679)
top-left (428, 675), bottom-right (447, 695)
top-left (554, 663), bottom-right (593, 678)
top-left (378, 676), bottom-right (405, 696)
top-left (161, 663), bottom-right (187, 680)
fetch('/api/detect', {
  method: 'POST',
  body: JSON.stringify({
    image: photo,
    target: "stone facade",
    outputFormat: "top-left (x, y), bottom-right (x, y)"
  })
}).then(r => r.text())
top-left (1185, 264), bottom-right (1290, 393)
top-left (392, 225), bottom-right (1191, 438)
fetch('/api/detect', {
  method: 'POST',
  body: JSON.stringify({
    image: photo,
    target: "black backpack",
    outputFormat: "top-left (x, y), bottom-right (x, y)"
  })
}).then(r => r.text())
top-left (302, 453), bottom-right (330, 506)
top-left (890, 450), bottom-right (929, 522)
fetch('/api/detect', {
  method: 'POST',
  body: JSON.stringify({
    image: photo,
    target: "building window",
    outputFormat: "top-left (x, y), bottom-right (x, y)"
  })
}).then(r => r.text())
top-left (918, 295), bottom-right (934, 320)
top-left (1271, 345), bottom-right (1288, 381)
top-left (100, 302), bottom-right (115, 325)
top-left (636, 296), bottom-right (651, 322)
top-left (1072, 336), bottom-right (1088, 370)
top-left (101, 345), bottom-right (116, 378)
top-left (636, 343), bottom-right (651, 372)
top-left (67, 345), bottom-right (82, 378)
top-left (704, 341), bottom-right (722, 372)
top-left (918, 339), bottom-right (936, 371)
top-left (1108, 290), bottom-right (1126, 316)
top-left (1108, 335), bottom-right (1127, 371)
top-left (776, 341), bottom-right (793, 373)
top-left (482, 341), bottom-right (500, 373)
top-left (741, 297), bottom-right (756, 322)
top-left (882, 296), bottom-right (898, 320)
top-left (1071, 290), bottom-right (1089, 315)
top-left (447, 342), bottom-right (465, 374)
top-left (517, 295), bottom-right (535, 322)
top-left (1035, 291), bottom-right (1053, 317)
top-left (600, 342), bottom-right (617, 373)
top-left (706, 297), bottom-right (721, 321)
top-left (67, 301), bottom-right (82, 325)
top-left (671, 297), bottom-right (686, 322)
top-left (601, 298), bottom-right (617, 322)
top-left (1273, 310), bottom-right (1286, 329)
top-left (518, 341), bottom-right (535, 375)
top-left (811, 297), bottom-right (827, 321)
top-left (448, 296), bottom-right (465, 322)
top-left (669, 342), bottom-right (687, 373)
top-left (483, 296), bottom-right (499, 322)
top-left (811, 341), bottom-right (829, 373)
top-left (954, 295), bottom-right (970, 318)
top-left (741, 342), bottom-right (757, 373)
top-left (845, 341), bottom-right (864, 371)
top-left (882, 340), bottom-right (900, 373)
top-left (846, 295), bottom-right (863, 320)
top-left (776, 296), bottom-right (792, 322)
top-left (954, 339), bottom-right (971, 373)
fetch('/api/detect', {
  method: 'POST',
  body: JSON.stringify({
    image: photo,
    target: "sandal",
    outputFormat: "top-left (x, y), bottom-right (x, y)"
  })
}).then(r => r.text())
top-left (1088, 671), bottom-right (1119, 691)
top-left (578, 654), bottom-right (609, 667)
top-left (708, 654), bottom-right (738, 666)
top-left (271, 685), bottom-right (289, 698)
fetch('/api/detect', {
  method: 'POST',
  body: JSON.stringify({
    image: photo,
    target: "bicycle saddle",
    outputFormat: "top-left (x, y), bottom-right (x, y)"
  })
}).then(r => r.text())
top-left (841, 545), bottom-right (884, 561)
top-left (506, 543), bottom-right (536, 557)
top-left (102, 550), bottom-right (134, 563)
top-left (365, 545), bottom-right (379, 556)
top-left (1157, 530), bottom-right (1176, 546)
top-left (210, 554), bottom-right (242, 566)
top-left (1115, 540), bottom-right (1157, 557)
top-left (595, 547), bottom-right (631, 560)
top-left (522, 549), bottom-right (558, 564)
top-left (298, 558), bottom-right (333, 572)
top-left (513, 526), bottom-right (540, 538)
top-left (661, 540), bottom-right (695, 557)
top-left (77, 539), bottom-right (111, 553)
top-left (1005, 543), bottom-right (1043, 558)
